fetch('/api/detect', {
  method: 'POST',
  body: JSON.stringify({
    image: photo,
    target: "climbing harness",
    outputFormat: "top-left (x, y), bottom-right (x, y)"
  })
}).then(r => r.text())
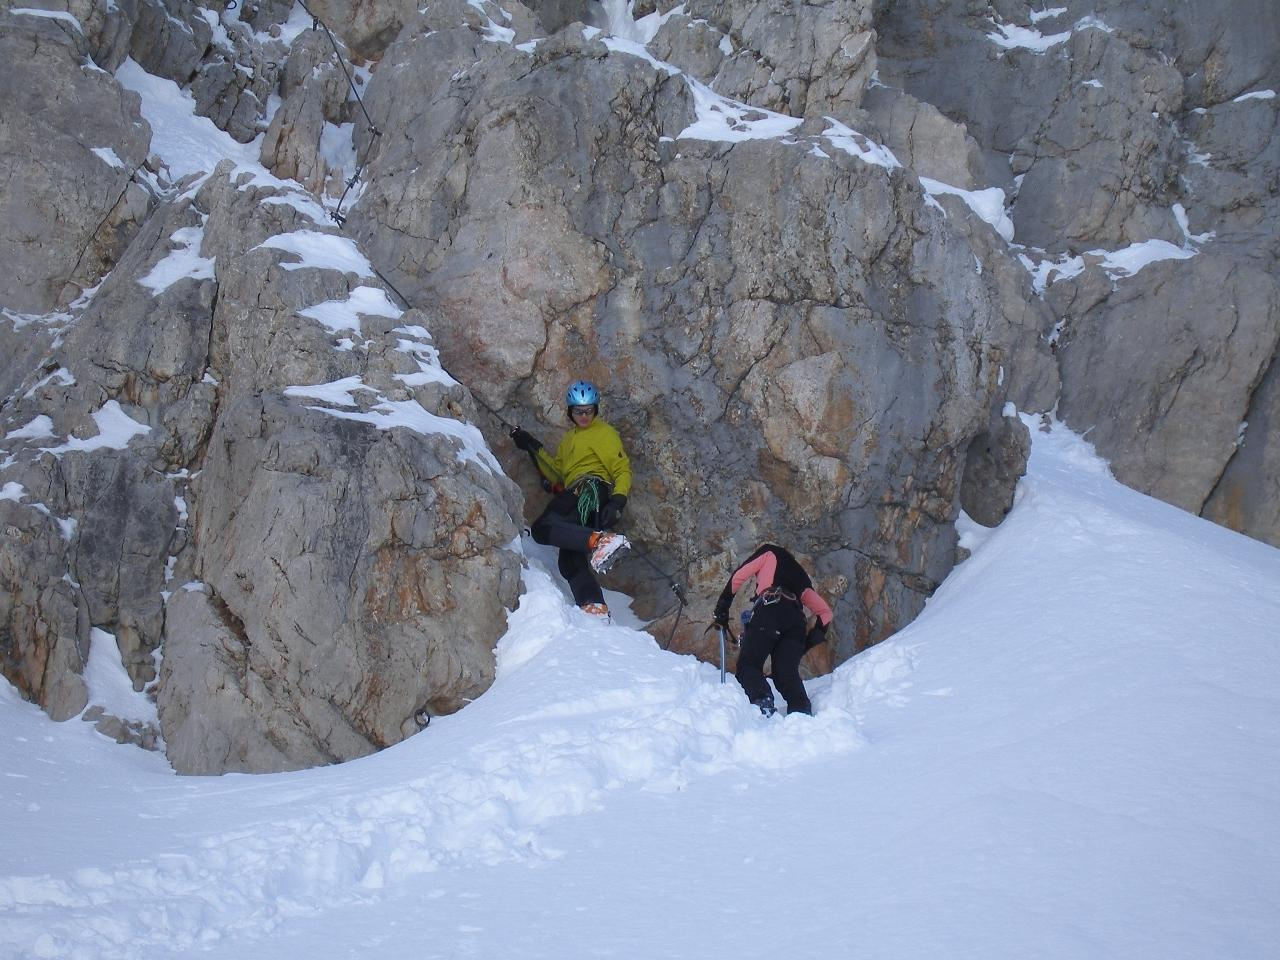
top-left (738, 587), bottom-right (795, 631)
top-left (755, 586), bottom-right (797, 606)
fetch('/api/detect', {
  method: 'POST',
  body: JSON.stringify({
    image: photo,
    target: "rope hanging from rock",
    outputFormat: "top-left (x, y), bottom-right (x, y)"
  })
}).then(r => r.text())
top-left (293, 1), bottom-right (381, 225)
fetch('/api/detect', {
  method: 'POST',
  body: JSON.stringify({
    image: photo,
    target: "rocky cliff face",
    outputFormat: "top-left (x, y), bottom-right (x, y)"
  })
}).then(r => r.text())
top-left (0, 0), bottom-right (1274, 772)
top-left (874, 0), bottom-right (1280, 540)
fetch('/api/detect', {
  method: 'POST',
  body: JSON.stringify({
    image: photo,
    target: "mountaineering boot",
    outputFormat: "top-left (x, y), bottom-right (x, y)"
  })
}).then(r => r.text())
top-left (588, 531), bottom-right (630, 574)
top-left (580, 601), bottom-right (610, 621)
top-left (752, 695), bottom-right (777, 718)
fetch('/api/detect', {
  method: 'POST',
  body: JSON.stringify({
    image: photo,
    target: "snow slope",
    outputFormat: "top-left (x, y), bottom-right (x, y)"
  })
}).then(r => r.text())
top-left (2, 417), bottom-right (1279, 960)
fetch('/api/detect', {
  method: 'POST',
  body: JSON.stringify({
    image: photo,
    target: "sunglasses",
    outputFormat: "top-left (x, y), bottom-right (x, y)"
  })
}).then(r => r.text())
top-left (570, 405), bottom-right (595, 417)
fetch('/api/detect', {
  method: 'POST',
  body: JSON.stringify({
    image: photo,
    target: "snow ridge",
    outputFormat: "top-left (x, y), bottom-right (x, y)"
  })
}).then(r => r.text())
top-left (0, 556), bottom-right (873, 960)
top-left (3, 424), bottom-right (1280, 959)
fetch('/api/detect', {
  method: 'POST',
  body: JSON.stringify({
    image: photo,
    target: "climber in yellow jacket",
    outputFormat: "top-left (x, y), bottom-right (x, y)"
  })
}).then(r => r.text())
top-left (511, 379), bottom-right (632, 618)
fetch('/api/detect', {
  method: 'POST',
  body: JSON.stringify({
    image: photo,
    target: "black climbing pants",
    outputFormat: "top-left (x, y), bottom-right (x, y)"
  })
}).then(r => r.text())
top-left (531, 492), bottom-right (602, 606)
top-left (735, 599), bottom-right (812, 715)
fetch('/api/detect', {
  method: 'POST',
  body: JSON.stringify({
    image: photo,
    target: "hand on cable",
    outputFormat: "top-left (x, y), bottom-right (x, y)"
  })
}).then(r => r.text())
top-left (597, 494), bottom-right (627, 528)
top-left (804, 622), bottom-right (828, 651)
top-left (510, 427), bottom-right (542, 453)
top-left (712, 605), bottom-right (730, 629)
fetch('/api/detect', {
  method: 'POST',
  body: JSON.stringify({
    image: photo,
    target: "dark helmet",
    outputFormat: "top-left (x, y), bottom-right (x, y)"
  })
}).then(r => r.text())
top-left (565, 380), bottom-right (600, 407)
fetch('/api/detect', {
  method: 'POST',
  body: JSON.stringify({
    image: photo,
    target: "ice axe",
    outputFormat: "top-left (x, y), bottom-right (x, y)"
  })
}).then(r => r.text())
top-left (706, 623), bottom-right (737, 684)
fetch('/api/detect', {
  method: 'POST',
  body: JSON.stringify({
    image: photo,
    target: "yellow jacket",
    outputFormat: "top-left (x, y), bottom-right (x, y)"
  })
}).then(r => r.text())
top-left (534, 418), bottom-right (632, 496)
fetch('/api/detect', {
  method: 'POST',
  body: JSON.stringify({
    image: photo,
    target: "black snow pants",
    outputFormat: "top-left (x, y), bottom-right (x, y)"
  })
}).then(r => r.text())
top-left (735, 599), bottom-right (812, 715)
top-left (530, 491), bottom-right (602, 607)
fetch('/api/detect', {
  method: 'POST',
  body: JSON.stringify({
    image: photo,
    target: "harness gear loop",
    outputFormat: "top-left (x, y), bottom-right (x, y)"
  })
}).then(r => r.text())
top-left (755, 586), bottom-right (797, 607)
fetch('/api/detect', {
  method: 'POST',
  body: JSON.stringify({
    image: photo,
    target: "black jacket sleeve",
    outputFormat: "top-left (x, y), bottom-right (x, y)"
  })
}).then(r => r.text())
top-left (713, 579), bottom-right (735, 624)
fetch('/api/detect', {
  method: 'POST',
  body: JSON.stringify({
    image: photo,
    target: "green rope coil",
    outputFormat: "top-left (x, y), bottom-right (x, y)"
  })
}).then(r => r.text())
top-left (576, 479), bottom-right (602, 526)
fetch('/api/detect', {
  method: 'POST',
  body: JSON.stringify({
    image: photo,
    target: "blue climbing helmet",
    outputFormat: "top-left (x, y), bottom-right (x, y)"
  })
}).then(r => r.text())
top-left (565, 379), bottom-right (600, 408)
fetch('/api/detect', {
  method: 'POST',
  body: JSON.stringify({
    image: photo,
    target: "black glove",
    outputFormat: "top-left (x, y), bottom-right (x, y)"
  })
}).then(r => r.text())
top-left (597, 494), bottom-right (627, 528)
top-left (804, 622), bottom-right (828, 651)
top-left (510, 427), bottom-right (542, 453)
top-left (712, 605), bottom-right (730, 628)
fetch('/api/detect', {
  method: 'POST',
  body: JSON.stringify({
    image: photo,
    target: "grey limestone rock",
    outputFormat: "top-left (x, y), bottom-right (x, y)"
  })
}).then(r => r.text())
top-left (143, 166), bottom-right (523, 773)
top-left (1006, 27), bottom-right (1184, 251)
top-left (0, 493), bottom-right (90, 722)
top-left (236, 0), bottom-right (298, 35)
top-left (3, 80), bottom-right (524, 773)
top-left (960, 411), bottom-right (1031, 527)
top-left (523, 0), bottom-right (597, 35)
top-left (82, 704), bottom-right (161, 751)
top-left (1057, 255), bottom-right (1280, 516)
top-left (259, 30), bottom-right (353, 193)
top-left (647, 14), bottom-right (727, 84)
top-left (877, 2), bottom-right (1187, 250)
top-left (0, 7), bottom-right (151, 314)
top-left (347, 15), bottom-right (1049, 658)
top-left (5, 0), bottom-right (1275, 769)
top-left (875, 0), bottom-right (1280, 545)
top-left (302, 0), bottom-right (420, 59)
top-left (1079, 0), bottom-right (1279, 109)
top-left (1203, 350), bottom-right (1280, 549)
top-left (0, 195), bottom-right (216, 716)
top-left (1180, 95), bottom-right (1280, 253)
top-left (106, 0), bottom-right (280, 143)
top-left (656, 0), bottom-right (877, 120)
top-left (861, 85), bottom-right (986, 190)
top-left (123, 0), bottom-right (211, 82)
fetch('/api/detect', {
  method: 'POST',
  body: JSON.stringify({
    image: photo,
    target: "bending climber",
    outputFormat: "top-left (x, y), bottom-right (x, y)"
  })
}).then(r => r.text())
top-left (510, 379), bottom-right (632, 619)
top-left (713, 543), bottom-right (833, 716)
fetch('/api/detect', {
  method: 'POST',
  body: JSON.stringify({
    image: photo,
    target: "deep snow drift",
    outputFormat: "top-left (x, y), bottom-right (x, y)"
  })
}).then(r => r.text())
top-left (2, 416), bottom-right (1278, 960)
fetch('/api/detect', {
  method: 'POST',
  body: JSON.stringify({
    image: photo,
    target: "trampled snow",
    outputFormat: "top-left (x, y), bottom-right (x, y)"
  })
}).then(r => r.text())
top-left (23, 367), bottom-right (75, 400)
top-left (260, 192), bottom-right (331, 225)
top-left (1029, 7), bottom-right (1068, 23)
top-left (3, 419), bottom-right (1278, 960)
top-left (392, 327), bottom-right (459, 389)
top-left (466, 0), bottom-right (515, 44)
top-left (986, 13), bottom-right (1113, 53)
top-left (283, 377), bottom-right (375, 407)
top-left (598, 0), bottom-right (681, 45)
